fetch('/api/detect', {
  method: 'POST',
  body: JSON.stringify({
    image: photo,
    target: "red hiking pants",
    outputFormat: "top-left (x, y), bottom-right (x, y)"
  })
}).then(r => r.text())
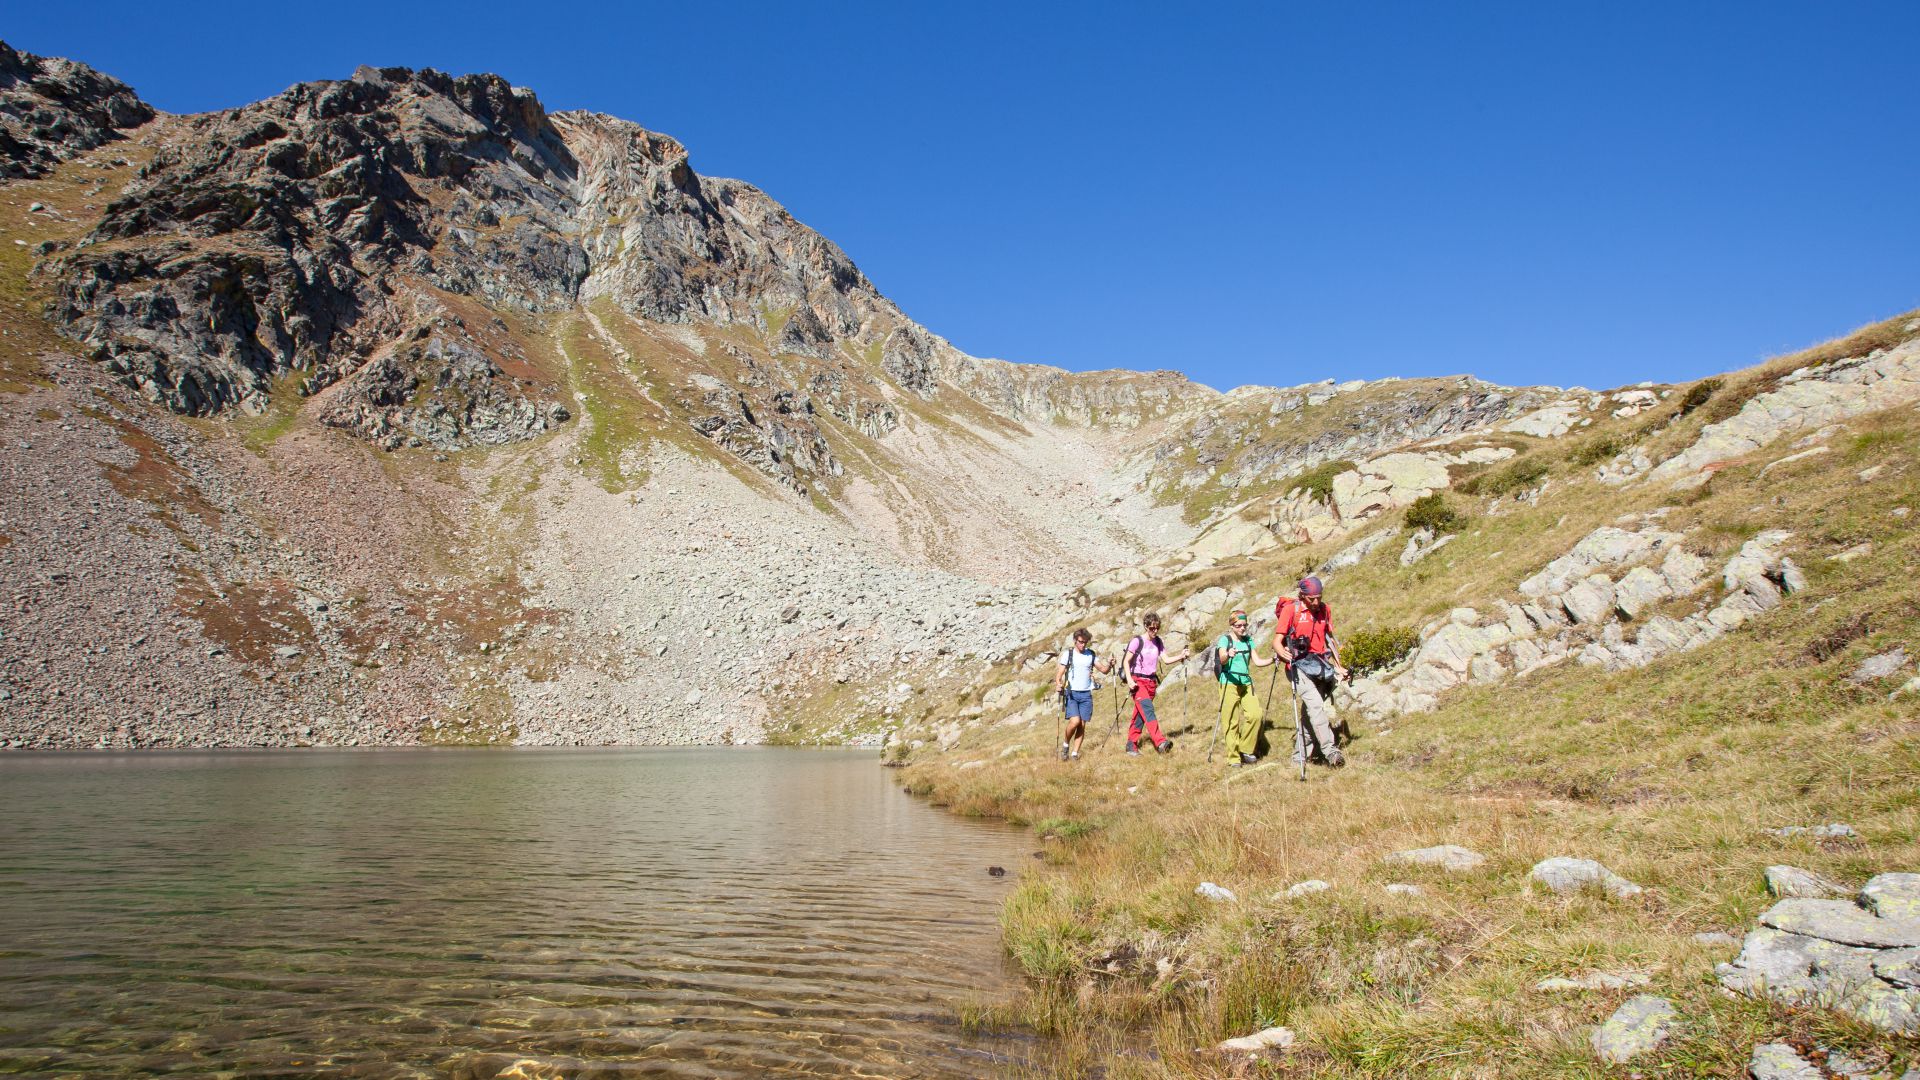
top-left (1127, 675), bottom-right (1166, 749)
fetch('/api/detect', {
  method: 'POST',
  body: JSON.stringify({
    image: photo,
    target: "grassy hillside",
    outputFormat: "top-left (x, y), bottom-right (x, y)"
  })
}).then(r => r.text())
top-left (894, 316), bottom-right (1920, 1077)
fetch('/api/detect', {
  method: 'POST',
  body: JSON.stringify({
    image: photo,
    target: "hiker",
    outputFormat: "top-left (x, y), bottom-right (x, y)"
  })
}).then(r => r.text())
top-left (1215, 609), bottom-right (1276, 765)
top-left (1275, 575), bottom-right (1347, 769)
top-left (1121, 613), bottom-right (1188, 756)
top-left (1055, 628), bottom-right (1113, 761)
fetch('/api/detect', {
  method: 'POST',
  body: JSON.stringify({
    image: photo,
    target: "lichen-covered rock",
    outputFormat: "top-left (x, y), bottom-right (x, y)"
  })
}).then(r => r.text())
top-left (1748, 1043), bottom-right (1823, 1080)
top-left (1758, 898), bottom-right (1920, 948)
top-left (1530, 856), bottom-right (1643, 898)
top-left (1384, 844), bottom-right (1487, 872)
top-left (1591, 994), bottom-right (1677, 1064)
top-left (1765, 865), bottom-right (1849, 900)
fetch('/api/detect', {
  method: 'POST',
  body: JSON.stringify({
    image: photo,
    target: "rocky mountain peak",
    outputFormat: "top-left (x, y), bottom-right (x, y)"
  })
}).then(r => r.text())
top-left (0, 40), bottom-right (153, 179)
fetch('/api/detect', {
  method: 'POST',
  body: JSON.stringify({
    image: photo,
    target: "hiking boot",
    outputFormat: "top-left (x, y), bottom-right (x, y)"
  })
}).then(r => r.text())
top-left (1125, 746), bottom-right (1141, 757)
top-left (1327, 750), bottom-right (1347, 768)
top-left (1069, 750), bottom-right (1080, 761)
top-left (1239, 753), bottom-right (1258, 766)
top-left (1155, 739), bottom-right (1173, 754)
top-left (1058, 743), bottom-right (1069, 761)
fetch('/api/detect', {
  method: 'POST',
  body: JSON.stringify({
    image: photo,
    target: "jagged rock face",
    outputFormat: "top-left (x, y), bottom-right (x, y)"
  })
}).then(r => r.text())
top-left (0, 41), bottom-right (153, 180)
top-left (46, 66), bottom-right (580, 434)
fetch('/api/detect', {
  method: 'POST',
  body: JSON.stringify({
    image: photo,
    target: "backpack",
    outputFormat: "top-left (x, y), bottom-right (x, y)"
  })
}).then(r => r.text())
top-left (1205, 633), bottom-right (1251, 684)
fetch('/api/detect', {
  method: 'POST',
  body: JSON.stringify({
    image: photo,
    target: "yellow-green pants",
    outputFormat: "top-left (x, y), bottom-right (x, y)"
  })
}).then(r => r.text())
top-left (1218, 680), bottom-right (1263, 757)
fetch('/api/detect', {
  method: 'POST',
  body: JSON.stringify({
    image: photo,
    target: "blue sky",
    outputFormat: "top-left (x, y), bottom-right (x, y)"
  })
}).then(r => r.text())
top-left (12, 2), bottom-right (1918, 390)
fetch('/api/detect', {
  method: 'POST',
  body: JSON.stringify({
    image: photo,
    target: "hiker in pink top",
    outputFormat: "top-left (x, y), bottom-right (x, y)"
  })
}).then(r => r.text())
top-left (1122, 612), bottom-right (1188, 756)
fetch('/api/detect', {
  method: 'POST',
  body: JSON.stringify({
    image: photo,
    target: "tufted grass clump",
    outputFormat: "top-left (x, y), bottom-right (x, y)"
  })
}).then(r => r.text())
top-left (1461, 456), bottom-right (1549, 497)
top-left (1290, 459), bottom-right (1356, 504)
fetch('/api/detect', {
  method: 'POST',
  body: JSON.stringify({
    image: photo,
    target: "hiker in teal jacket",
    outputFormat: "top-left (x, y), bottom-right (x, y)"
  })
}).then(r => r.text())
top-left (1215, 609), bottom-right (1277, 765)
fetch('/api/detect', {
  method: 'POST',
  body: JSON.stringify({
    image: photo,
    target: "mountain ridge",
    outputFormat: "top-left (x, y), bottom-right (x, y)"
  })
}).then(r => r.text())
top-left (0, 43), bottom-right (1599, 752)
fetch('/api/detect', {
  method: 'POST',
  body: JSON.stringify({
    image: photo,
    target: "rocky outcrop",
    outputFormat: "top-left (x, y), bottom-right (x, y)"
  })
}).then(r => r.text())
top-left (1718, 873), bottom-right (1920, 1034)
top-left (1649, 337), bottom-right (1920, 486)
top-left (1347, 521), bottom-right (1806, 719)
top-left (0, 41), bottom-right (153, 180)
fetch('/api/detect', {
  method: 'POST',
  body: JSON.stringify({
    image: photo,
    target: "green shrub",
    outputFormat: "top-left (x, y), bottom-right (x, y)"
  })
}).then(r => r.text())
top-left (1343, 625), bottom-right (1420, 675)
top-left (1678, 378), bottom-right (1721, 416)
top-left (1463, 456), bottom-right (1549, 497)
top-left (1403, 493), bottom-right (1460, 533)
top-left (1568, 434), bottom-right (1627, 466)
top-left (1289, 459), bottom-right (1356, 504)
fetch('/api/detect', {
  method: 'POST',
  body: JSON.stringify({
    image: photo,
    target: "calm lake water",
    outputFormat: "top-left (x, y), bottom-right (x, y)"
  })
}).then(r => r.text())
top-left (0, 748), bottom-right (1038, 1077)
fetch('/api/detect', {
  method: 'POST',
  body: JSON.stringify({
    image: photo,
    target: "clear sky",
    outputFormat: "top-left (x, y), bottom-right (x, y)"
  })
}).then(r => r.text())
top-left (11, 2), bottom-right (1918, 391)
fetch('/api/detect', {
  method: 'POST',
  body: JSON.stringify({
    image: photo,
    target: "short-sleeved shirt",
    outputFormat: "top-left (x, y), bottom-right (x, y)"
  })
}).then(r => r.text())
top-left (1215, 633), bottom-right (1254, 685)
top-left (1059, 646), bottom-right (1097, 692)
top-left (1277, 597), bottom-right (1335, 656)
top-left (1125, 635), bottom-right (1163, 677)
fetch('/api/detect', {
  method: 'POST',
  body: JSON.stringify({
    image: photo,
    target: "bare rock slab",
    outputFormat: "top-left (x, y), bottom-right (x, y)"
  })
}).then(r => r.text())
top-left (1765, 864), bottom-right (1849, 899)
top-left (1862, 872), bottom-right (1920, 920)
top-left (1591, 994), bottom-right (1677, 1064)
top-left (1758, 898), bottom-right (1920, 948)
top-left (1749, 1043), bottom-right (1823, 1080)
top-left (1536, 970), bottom-right (1649, 992)
top-left (1531, 856), bottom-right (1643, 898)
top-left (1384, 844), bottom-right (1487, 872)
top-left (1719, 927), bottom-right (1920, 1034)
top-left (1218, 1025), bottom-right (1295, 1053)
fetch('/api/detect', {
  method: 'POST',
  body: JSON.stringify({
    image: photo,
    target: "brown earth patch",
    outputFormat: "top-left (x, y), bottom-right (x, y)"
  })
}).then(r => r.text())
top-left (87, 408), bottom-right (221, 529)
top-left (174, 573), bottom-right (314, 667)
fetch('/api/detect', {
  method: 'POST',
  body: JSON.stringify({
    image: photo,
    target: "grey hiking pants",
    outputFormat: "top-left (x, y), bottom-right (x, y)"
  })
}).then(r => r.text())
top-left (1290, 672), bottom-right (1342, 765)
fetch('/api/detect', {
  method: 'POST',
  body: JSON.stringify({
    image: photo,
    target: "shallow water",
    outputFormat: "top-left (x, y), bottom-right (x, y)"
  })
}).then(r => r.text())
top-left (0, 748), bottom-right (1037, 1077)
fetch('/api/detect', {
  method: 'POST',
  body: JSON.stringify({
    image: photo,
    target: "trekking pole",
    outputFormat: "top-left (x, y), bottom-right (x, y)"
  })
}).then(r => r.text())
top-left (1261, 662), bottom-right (1281, 735)
top-left (1206, 679), bottom-right (1227, 763)
top-left (1288, 671), bottom-right (1307, 782)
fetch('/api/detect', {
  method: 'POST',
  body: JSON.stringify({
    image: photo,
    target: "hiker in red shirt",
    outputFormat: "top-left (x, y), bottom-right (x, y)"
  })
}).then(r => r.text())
top-left (1274, 576), bottom-right (1347, 769)
top-left (1120, 612), bottom-right (1188, 756)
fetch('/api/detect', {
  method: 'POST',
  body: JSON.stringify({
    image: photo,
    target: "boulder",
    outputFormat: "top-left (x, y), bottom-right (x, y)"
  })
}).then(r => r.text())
top-left (1384, 844), bottom-right (1487, 872)
top-left (1613, 565), bottom-right (1670, 618)
top-left (1850, 648), bottom-right (1910, 685)
top-left (1322, 528), bottom-right (1392, 572)
top-left (1765, 865), bottom-right (1849, 900)
top-left (1383, 883), bottom-right (1423, 897)
top-left (1772, 822), bottom-right (1859, 841)
top-left (1591, 995), bottom-right (1678, 1064)
top-left (1560, 576), bottom-right (1617, 625)
top-left (1530, 856), bottom-right (1643, 898)
top-left (1862, 873), bottom-right (1920, 920)
top-left (1195, 882), bottom-right (1236, 903)
top-left (1748, 1043), bottom-right (1823, 1080)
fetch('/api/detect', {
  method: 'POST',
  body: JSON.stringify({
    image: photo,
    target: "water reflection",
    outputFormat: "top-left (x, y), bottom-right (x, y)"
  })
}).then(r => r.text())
top-left (0, 748), bottom-right (1034, 1076)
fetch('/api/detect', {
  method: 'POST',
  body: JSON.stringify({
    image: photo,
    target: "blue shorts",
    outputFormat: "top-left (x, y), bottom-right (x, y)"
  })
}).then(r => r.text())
top-left (1062, 688), bottom-right (1093, 722)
